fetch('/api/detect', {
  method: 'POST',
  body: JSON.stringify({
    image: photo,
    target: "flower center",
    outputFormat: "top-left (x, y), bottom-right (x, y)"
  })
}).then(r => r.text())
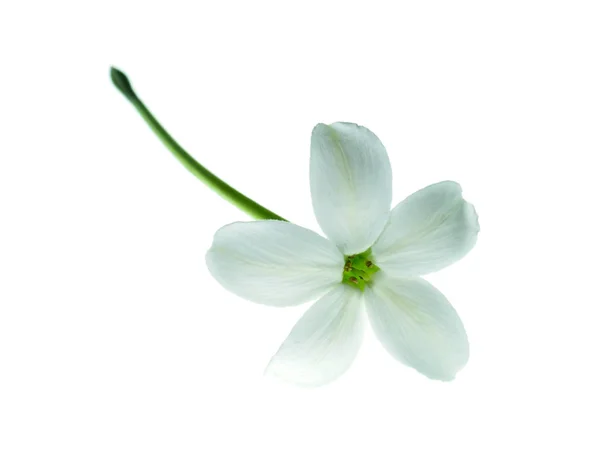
top-left (342, 249), bottom-right (380, 291)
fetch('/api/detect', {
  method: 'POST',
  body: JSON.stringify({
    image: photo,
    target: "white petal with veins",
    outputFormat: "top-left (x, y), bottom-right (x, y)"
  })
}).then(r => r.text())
top-left (206, 220), bottom-right (344, 306)
top-left (310, 122), bottom-right (392, 255)
top-left (365, 273), bottom-right (469, 381)
top-left (372, 181), bottom-right (479, 277)
top-left (265, 284), bottom-right (365, 387)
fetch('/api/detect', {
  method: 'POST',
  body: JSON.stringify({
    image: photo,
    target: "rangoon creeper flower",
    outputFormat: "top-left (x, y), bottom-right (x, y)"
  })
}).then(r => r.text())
top-left (110, 70), bottom-right (478, 386)
top-left (207, 122), bottom-right (479, 387)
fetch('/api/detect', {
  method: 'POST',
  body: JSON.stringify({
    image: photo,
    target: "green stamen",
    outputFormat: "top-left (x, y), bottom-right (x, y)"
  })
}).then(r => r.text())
top-left (342, 249), bottom-right (380, 291)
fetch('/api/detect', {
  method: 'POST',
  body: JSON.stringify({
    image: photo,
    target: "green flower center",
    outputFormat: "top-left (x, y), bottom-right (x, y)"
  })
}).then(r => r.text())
top-left (342, 249), bottom-right (380, 291)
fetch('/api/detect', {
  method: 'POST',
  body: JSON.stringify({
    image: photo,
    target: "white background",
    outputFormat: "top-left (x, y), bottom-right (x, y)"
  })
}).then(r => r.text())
top-left (1, 1), bottom-right (599, 448)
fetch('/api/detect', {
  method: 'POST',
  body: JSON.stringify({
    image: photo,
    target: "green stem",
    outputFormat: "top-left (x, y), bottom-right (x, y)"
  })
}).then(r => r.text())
top-left (110, 67), bottom-right (286, 222)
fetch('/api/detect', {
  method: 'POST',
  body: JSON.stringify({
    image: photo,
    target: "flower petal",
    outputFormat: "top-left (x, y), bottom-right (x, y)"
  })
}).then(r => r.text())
top-left (365, 273), bottom-right (469, 381)
top-left (310, 122), bottom-right (393, 255)
top-left (206, 221), bottom-right (344, 306)
top-left (265, 284), bottom-right (365, 387)
top-left (372, 181), bottom-right (479, 277)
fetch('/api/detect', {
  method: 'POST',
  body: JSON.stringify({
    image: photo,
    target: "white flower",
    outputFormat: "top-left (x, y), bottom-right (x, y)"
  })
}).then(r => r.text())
top-left (206, 122), bottom-right (479, 386)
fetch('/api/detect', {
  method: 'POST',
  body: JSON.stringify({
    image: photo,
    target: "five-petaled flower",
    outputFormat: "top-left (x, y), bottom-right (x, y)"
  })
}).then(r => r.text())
top-left (206, 122), bottom-right (479, 386)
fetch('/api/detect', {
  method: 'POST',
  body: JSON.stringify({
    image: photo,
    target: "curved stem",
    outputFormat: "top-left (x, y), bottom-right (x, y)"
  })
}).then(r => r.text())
top-left (110, 67), bottom-right (286, 222)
